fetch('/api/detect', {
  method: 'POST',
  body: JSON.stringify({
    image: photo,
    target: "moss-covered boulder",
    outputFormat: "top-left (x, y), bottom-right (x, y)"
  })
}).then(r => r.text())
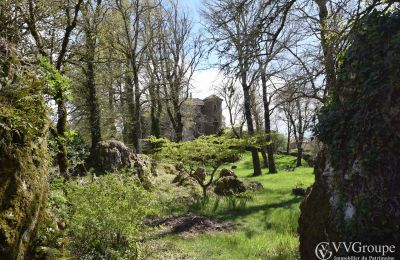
top-left (219, 168), bottom-right (237, 178)
top-left (94, 140), bottom-right (133, 172)
top-left (299, 11), bottom-right (400, 259)
top-left (214, 176), bottom-right (246, 196)
top-left (93, 140), bottom-right (156, 177)
top-left (0, 39), bottom-right (50, 259)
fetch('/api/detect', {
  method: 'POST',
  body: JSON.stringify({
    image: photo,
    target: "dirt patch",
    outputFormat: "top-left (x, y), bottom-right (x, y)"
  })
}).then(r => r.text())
top-left (145, 215), bottom-right (235, 237)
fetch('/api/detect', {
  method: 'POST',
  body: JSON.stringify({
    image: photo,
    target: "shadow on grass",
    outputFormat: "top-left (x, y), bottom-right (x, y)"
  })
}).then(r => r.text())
top-left (240, 160), bottom-right (255, 170)
top-left (215, 196), bottom-right (303, 222)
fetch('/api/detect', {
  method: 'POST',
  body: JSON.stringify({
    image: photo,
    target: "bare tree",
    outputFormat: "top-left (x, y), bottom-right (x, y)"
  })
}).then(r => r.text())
top-left (290, 98), bottom-right (314, 166)
top-left (142, 3), bottom-right (164, 138)
top-left (159, 0), bottom-right (204, 142)
top-left (288, 0), bottom-right (391, 102)
top-left (113, 0), bottom-right (159, 152)
top-left (202, 0), bottom-right (263, 176)
top-left (253, 0), bottom-right (296, 173)
top-left (214, 77), bottom-right (245, 138)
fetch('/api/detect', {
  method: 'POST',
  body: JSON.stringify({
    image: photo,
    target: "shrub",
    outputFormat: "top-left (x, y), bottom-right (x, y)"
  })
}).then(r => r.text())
top-left (151, 135), bottom-right (244, 197)
top-left (270, 131), bottom-right (287, 153)
top-left (66, 173), bottom-right (158, 259)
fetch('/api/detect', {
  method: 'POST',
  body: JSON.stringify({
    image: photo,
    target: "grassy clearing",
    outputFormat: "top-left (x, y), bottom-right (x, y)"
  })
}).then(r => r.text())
top-left (144, 153), bottom-right (314, 260)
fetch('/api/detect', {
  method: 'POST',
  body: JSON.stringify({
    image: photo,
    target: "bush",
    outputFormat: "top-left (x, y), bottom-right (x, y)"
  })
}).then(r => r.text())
top-left (66, 173), bottom-right (158, 259)
top-left (270, 131), bottom-right (287, 153)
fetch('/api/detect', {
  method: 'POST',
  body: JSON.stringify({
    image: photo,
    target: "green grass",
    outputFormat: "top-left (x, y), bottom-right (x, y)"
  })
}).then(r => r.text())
top-left (145, 153), bottom-right (314, 260)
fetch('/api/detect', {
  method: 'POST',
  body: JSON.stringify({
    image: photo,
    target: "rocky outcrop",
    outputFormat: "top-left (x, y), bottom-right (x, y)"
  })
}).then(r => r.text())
top-left (299, 11), bottom-right (400, 259)
top-left (0, 39), bottom-right (50, 259)
top-left (93, 140), bottom-right (156, 177)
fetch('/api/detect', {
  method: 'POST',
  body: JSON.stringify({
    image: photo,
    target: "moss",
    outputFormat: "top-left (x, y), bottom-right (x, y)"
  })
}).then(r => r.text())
top-left (0, 39), bottom-right (50, 259)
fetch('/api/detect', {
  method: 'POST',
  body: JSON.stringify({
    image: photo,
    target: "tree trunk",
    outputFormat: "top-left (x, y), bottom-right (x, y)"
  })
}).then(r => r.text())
top-left (173, 96), bottom-right (184, 142)
top-left (150, 105), bottom-right (161, 138)
top-left (125, 74), bottom-right (136, 149)
top-left (133, 74), bottom-right (142, 153)
top-left (149, 83), bottom-right (161, 138)
top-left (260, 68), bottom-right (277, 173)
top-left (0, 46), bottom-right (50, 258)
top-left (315, 0), bottom-right (336, 95)
top-left (174, 111), bottom-right (184, 142)
top-left (86, 36), bottom-right (102, 151)
top-left (261, 149), bottom-right (268, 167)
top-left (202, 185), bottom-right (207, 198)
top-left (286, 120), bottom-right (291, 154)
top-left (125, 66), bottom-right (142, 154)
top-left (55, 94), bottom-right (69, 179)
top-left (296, 143), bottom-right (303, 167)
top-left (107, 59), bottom-right (117, 134)
top-left (120, 81), bottom-right (129, 144)
top-left (242, 73), bottom-right (262, 176)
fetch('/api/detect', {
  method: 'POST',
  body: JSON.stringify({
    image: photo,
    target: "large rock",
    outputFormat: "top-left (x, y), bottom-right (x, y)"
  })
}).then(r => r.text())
top-left (299, 12), bottom-right (400, 259)
top-left (247, 181), bottom-right (264, 192)
top-left (0, 39), bottom-right (50, 259)
top-left (219, 168), bottom-right (237, 178)
top-left (94, 140), bottom-right (133, 172)
top-left (93, 140), bottom-right (155, 177)
top-left (214, 176), bottom-right (246, 196)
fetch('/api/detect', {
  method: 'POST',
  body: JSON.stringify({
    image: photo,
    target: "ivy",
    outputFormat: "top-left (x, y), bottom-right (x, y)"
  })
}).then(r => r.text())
top-left (315, 10), bottom-right (400, 172)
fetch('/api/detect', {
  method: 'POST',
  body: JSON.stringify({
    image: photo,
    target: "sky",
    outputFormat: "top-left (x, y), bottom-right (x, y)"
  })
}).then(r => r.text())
top-left (183, 0), bottom-right (222, 99)
top-left (180, 0), bottom-right (287, 134)
top-left (181, 0), bottom-right (232, 121)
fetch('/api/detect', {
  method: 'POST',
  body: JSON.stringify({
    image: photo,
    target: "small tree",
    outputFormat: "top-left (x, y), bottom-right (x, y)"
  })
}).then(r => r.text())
top-left (153, 135), bottom-right (242, 197)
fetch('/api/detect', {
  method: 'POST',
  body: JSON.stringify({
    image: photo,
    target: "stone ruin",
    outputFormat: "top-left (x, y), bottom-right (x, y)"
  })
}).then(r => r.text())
top-left (143, 94), bottom-right (224, 141)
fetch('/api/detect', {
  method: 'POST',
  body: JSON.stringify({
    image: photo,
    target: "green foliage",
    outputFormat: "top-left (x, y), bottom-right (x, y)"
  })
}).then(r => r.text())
top-left (39, 56), bottom-right (72, 101)
top-left (270, 131), bottom-right (287, 153)
top-left (144, 135), bottom-right (170, 154)
top-left (152, 135), bottom-right (243, 170)
top-left (65, 131), bottom-right (89, 169)
top-left (0, 48), bottom-right (49, 147)
top-left (66, 173), bottom-right (158, 259)
top-left (48, 131), bottom-right (89, 172)
top-left (237, 133), bottom-right (273, 150)
top-left (150, 135), bottom-right (247, 197)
